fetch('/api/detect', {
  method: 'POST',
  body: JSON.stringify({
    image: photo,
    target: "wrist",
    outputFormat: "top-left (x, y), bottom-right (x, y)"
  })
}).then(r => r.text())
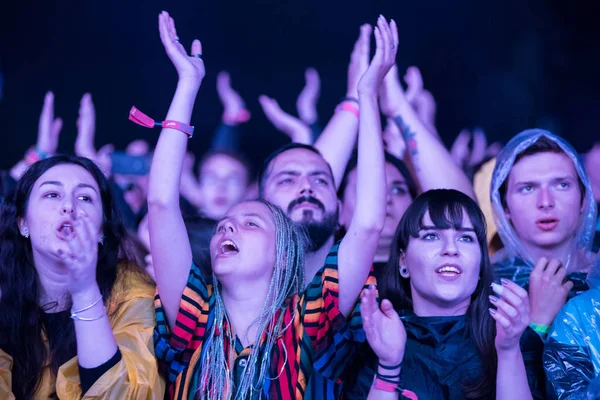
top-left (70, 284), bottom-right (102, 308)
top-left (176, 78), bottom-right (201, 93)
top-left (495, 344), bottom-right (522, 357)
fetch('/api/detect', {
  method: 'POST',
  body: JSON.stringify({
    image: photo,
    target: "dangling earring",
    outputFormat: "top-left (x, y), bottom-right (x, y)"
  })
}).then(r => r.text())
top-left (23, 229), bottom-right (29, 238)
top-left (400, 266), bottom-right (410, 278)
top-left (99, 235), bottom-right (104, 245)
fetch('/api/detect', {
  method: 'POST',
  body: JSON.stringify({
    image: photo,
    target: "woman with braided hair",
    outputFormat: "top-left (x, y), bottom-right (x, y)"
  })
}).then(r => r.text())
top-left (147, 11), bottom-right (396, 399)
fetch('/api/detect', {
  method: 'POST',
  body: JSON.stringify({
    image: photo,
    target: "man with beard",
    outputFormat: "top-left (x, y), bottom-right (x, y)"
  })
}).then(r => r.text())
top-left (259, 143), bottom-right (344, 283)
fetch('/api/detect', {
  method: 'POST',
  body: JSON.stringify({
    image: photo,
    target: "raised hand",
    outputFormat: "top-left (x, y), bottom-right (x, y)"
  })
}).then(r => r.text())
top-left (357, 16), bottom-right (398, 96)
top-left (383, 117), bottom-right (406, 159)
top-left (296, 67), bottom-right (321, 125)
top-left (347, 24), bottom-right (372, 99)
top-left (37, 91), bottom-right (63, 155)
top-left (528, 257), bottom-right (573, 327)
top-left (158, 11), bottom-right (205, 86)
top-left (217, 71), bottom-right (250, 125)
top-left (450, 129), bottom-right (471, 167)
top-left (75, 93), bottom-right (97, 160)
top-left (489, 279), bottom-right (530, 352)
top-left (379, 64), bottom-right (405, 118)
top-left (259, 95), bottom-right (312, 144)
top-left (362, 285), bottom-right (406, 365)
top-left (404, 66), bottom-right (423, 104)
top-left (57, 212), bottom-right (101, 297)
top-left (412, 89), bottom-right (437, 133)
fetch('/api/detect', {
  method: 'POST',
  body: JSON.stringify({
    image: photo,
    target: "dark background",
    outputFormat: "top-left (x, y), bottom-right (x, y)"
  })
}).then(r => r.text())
top-left (1, 0), bottom-right (598, 171)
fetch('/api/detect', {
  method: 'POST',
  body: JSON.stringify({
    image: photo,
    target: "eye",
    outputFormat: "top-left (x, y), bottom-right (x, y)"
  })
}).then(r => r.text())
top-left (391, 186), bottom-right (407, 195)
top-left (246, 221), bottom-right (259, 227)
top-left (557, 182), bottom-right (570, 190)
top-left (278, 178), bottom-right (293, 185)
top-left (315, 177), bottom-right (328, 185)
top-left (520, 185), bottom-right (534, 194)
top-left (421, 232), bottom-right (439, 240)
top-left (458, 234), bottom-right (475, 243)
top-left (77, 195), bottom-right (92, 203)
top-left (44, 192), bottom-right (59, 199)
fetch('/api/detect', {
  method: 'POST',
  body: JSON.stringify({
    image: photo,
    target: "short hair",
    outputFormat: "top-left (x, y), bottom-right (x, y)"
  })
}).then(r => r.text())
top-left (257, 143), bottom-right (334, 197)
top-left (499, 136), bottom-right (585, 208)
top-left (338, 152), bottom-right (418, 200)
top-left (198, 149), bottom-right (252, 181)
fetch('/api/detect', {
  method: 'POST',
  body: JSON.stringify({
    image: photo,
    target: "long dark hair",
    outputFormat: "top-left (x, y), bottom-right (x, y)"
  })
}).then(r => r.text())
top-left (0, 155), bottom-right (133, 399)
top-left (379, 189), bottom-right (497, 399)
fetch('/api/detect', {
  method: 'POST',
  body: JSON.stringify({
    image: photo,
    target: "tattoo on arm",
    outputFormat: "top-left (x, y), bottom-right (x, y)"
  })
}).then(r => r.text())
top-left (394, 116), bottom-right (420, 171)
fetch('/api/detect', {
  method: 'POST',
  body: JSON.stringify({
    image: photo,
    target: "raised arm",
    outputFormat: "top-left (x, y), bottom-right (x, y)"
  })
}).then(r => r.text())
top-left (210, 71), bottom-right (249, 151)
top-left (380, 65), bottom-right (475, 198)
top-left (10, 91), bottom-right (62, 181)
top-left (258, 95), bottom-right (312, 144)
top-left (147, 11), bottom-right (205, 330)
top-left (337, 16), bottom-right (395, 317)
top-left (313, 24), bottom-right (371, 189)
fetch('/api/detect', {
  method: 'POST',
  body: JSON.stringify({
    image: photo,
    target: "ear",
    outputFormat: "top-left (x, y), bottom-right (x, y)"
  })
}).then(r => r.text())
top-left (398, 252), bottom-right (410, 278)
top-left (17, 217), bottom-right (28, 236)
top-left (504, 206), bottom-right (511, 221)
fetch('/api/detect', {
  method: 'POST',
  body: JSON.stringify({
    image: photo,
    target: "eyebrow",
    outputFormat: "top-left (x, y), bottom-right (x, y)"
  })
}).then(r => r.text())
top-left (514, 176), bottom-right (575, 186)
top-left (273, 170), bottom-right (332, 179)
top-left (219, 212), bottom-right (268, 224)
top-left (390, 180), bottom-right (407, 186)
top-left (420, 225), bottom-right (475, 232)
top-left (39, 181), bottom-right (99, 194)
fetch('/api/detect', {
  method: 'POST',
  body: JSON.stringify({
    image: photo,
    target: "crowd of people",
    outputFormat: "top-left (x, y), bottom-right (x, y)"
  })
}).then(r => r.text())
top-left (1, 10), bottom-right (600, 400)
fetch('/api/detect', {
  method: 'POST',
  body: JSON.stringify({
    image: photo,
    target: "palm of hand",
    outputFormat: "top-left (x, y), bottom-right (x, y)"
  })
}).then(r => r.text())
top-left (159, 12), bottom-right (205, 84)
top-left (358, 17), bottom-right (398, 96)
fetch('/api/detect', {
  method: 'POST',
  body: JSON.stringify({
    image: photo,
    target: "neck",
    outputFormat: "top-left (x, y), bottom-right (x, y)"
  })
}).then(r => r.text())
top-left (32, 249), bottom-right (70, 311)
top-left (220, 278), bottom-right (271, 346)
top-left (304, 236), bottom-right (334, 285)
top-left (522, 237), bottom-right (578, 269)
top-left (374, 235), bottom-right (393, 263)
top-left (411, 290), bottom-right (470, 317)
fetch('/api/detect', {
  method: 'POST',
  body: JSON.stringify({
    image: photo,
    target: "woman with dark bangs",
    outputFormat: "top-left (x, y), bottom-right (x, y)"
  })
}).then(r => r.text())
top-left (344, 189), bottom-right (544, 399)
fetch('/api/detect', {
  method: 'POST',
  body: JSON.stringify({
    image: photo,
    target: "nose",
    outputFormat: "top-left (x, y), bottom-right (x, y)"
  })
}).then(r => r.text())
top-left (441, 237), bottom-right (459, 257)
top-left (222, 219), bottom-right (236, 233)
top-left (61, 199), bottom-right (75, 216)
top-left (536, 187), bottom-right (555, 210)
top-left (298, 176), bottom-right (314, 196)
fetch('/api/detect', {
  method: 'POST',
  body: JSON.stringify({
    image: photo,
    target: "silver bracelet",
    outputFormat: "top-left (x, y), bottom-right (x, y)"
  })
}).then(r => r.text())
top-left (71, 295), bottom-right (103, 314)
top-left (71, 305), bottom-right (107, 321)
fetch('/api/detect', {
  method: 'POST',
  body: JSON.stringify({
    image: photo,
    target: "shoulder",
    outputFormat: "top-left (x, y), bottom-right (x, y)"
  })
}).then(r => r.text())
top-left (109, 262), bottom-right (156, 306)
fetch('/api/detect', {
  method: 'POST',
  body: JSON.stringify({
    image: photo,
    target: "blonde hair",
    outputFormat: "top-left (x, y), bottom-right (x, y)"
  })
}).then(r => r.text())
top-left (198, 200), bottom-right (306, 399)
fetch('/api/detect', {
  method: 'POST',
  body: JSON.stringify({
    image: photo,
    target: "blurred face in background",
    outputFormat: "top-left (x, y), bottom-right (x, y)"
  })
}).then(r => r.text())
top-left (199, 153), bottom-right (249, 220)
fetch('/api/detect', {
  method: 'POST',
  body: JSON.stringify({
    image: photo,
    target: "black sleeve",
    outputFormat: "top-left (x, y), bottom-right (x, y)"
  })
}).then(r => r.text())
top-left (79, 349), bottom-right (122, 394)
top-left (520, 326), bottom-right (547, 399)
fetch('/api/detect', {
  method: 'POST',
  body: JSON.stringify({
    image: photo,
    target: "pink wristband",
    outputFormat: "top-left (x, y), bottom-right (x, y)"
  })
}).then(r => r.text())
top-left (222, 108), bottom-right (251, 125)
top-left (129, 106), bottom-right (194, 138)
top-left (335, 101), bottom-right (360, 118)
top-left (372, 378), bottom-right (419, 400)
top-left (24, 148), bottom-right (50, 166)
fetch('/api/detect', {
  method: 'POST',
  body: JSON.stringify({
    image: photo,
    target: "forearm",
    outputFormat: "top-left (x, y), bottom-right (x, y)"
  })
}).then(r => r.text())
top-left (72, 285), bottom-right (118, 369)
top-left (338, 94), bottom-right (385, 316)
top-left (393, 102), bottom-right (475, 198)
top-left (314, 109), bottom-right (359, 189)
top-left (496, 348), bottom-right (533, 400)
top-left (147, 79), bottom-right (199, 207)
top-left (148, 79), bottom-right (198, 329)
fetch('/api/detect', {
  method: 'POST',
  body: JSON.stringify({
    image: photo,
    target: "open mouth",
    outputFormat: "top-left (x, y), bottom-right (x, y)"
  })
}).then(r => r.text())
top-left (56, 221), bottom-right (74, 238)
top-left (536, 217), bottom-right (559, 231)
top-left (435, 264), bottom-right (463, 277)
top-left (219, 239), bottom-right (239, 255)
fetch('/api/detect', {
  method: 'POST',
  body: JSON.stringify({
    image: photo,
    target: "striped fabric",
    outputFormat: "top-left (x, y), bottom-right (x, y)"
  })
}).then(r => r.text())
top-left (154, 241), bottom-right (368, 400)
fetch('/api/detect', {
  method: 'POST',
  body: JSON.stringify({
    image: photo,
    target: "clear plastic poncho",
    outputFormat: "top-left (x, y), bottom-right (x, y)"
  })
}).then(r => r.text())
top-left (490, 129), bottom-right (598, 282)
